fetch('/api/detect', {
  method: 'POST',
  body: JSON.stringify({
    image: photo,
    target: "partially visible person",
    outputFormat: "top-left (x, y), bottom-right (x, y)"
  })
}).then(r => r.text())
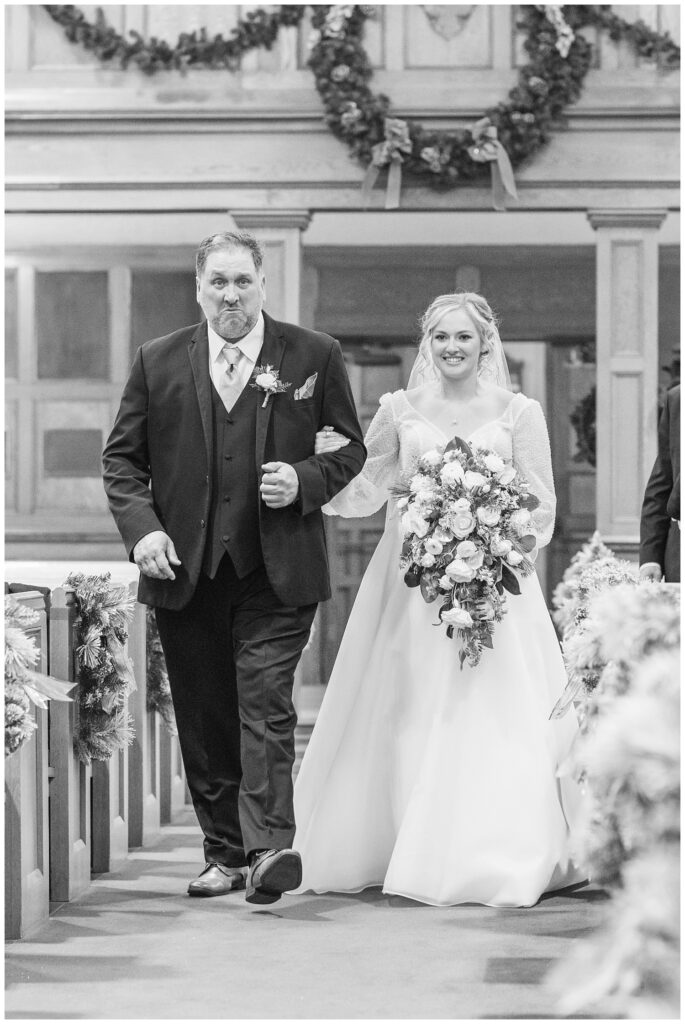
top-left (639, 384), bottom-right (680, 583)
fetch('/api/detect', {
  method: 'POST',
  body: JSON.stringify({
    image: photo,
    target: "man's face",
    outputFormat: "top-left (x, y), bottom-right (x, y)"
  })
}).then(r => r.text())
top-left (196, 246), bottom-right (266, 341)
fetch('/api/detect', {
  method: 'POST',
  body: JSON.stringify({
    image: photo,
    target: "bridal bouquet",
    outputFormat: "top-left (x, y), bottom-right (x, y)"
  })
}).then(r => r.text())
top-left (395, 437), bottom-right (540, 668)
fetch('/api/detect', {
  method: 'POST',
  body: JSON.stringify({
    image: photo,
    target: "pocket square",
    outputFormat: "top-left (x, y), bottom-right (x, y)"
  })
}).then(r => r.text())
top-left (294, 372), bottom-right (318, 401)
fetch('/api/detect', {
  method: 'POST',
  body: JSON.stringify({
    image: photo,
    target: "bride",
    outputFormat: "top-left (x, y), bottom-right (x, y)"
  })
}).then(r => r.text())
top-left (294, 291), bottom-right (585, 908)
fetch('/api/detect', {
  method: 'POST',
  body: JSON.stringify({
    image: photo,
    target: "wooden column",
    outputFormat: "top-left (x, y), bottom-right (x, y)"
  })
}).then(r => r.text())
top-left (91, 741), bottom-right (129, 874)
top-left (48, 586), bottom-right (92, 902)
top-left (127, 590), bottom-right (161, 847)
top-left (587, 209), bottom-right (666, 558)
top-left (4, 590), bottom-right (50, 938)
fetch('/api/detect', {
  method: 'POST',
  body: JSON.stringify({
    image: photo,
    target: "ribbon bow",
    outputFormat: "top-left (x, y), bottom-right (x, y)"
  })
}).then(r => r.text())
top-left (467, 117), bottom-right (518, 212)
top-left (361, 118), bottom-right (412, 210)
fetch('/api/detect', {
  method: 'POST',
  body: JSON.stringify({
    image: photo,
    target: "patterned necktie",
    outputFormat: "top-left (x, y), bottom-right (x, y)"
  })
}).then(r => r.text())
top-left (219, 345), bottom-right (244, 413)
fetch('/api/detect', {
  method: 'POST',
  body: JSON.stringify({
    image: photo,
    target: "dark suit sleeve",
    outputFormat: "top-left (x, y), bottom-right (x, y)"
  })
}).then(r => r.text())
top-left (639, 396), bottom-right (673, 569)
top-left (290, 340), bottom-right (366, 516)
top-left (102, 347), bottom-right (165, 557)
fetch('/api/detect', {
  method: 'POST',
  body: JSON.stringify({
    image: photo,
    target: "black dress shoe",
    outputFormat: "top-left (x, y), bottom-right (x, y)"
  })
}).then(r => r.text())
top-left (187, 863), bottom-right (247, 897)
top-left (245, 849), bottom-right (302, 905)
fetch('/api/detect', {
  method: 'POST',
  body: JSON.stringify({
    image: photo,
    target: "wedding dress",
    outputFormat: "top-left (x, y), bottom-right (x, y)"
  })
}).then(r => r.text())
top-left (293, 387), bottom-right (585, 908)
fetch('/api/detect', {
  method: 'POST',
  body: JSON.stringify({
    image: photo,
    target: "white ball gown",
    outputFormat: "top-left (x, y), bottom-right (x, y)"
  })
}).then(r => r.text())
top-left (293, 388), bottom-right (585, 908)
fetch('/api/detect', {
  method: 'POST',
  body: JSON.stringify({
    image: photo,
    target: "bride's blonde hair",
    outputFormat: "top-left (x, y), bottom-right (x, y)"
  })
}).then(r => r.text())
top-left (408, 292), bottom-right (511, 389)
top-left (418, 292), bottom-right (501, 365)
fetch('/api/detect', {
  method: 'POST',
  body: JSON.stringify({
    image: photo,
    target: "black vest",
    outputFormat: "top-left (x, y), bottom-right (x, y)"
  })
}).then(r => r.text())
top-left (202, 380), bottom-right (263, 579)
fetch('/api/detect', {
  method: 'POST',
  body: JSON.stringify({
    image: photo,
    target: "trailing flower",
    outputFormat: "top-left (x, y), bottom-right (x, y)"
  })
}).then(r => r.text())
top-left (66, 572), bottom-right (137, 764)
top-left (5, 596), bottom-right (74, 757)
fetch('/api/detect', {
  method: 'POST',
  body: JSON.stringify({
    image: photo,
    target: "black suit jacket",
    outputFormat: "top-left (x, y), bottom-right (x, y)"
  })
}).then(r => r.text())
top-left (639, 384), bottom-right (680, 570)
top-left (103, 312), bottom-right (366, 609)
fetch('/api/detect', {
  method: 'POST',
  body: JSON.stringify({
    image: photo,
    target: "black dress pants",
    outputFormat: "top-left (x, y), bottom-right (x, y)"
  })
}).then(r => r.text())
top-left (155, 557), bottom-right (317, 866)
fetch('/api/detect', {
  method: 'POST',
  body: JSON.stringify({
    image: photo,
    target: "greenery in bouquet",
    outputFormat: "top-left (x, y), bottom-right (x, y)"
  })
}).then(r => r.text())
top-left (394, 436), bottom-right (541, 668)
top-left (66, 572), bottom-right (137, 763)
top-left (5, 596), bottom-right (74, 757)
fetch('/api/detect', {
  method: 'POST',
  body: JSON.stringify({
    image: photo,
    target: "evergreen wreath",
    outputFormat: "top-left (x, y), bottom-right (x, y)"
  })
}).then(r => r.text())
top-left (66, 572), bottom-right (137, 764)
top-left (44, 4), bottom-right (679, 203)
top-left (146, 608), bottom-right (177, 737)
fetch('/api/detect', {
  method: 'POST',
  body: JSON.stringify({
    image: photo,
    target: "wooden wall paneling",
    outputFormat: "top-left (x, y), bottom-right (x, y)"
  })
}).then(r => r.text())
top-left (15, 265), bottom-right (35, 518)
top-left (127, 589), bottom-right (161, 847)
top-left (159, 728), bottom-right (186, 825)
top-left (35, 400), bottom-right (112, 513)
top-left (47, 585), bottom-right (92, 903)
top-left (109, 265), bottom-right (132, 386)
top-left (404, 4), bottom-right (493, 69)
top-left (91, 727), bottom-right (129, 874)
top-left (4, 590), bottom-right (50, 939)
top-left (5, 400), bottom-right (18, 513)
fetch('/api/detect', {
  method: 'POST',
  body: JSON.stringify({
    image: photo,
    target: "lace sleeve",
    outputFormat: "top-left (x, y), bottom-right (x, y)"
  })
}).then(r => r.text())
top-left (323, 392), bottom-right (400, 518)
top-left (512, 399), bottom-right (556, 549)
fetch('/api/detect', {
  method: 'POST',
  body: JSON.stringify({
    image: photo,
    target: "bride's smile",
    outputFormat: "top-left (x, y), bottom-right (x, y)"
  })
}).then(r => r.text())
top-left (430, 309), bottom-right (483, 382)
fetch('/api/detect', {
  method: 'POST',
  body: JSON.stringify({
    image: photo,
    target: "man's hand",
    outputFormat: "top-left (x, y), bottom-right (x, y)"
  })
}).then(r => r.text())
top-left (315, 426), bottom-right (350, 455)
top-left (260, 462), bottom-right (300, 508)
top-left (639, 562), bottom-right (663, 582)
top-left (133, 531), bottom-right (181, 580)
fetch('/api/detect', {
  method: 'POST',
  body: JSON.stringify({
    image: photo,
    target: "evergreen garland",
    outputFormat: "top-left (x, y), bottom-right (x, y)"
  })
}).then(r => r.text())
top-left (146, 608), bottom-right (177, 737)
top-left (42, 4), bottom-right (680, 201)
top-left (66, 573), bottom-right (136, 764)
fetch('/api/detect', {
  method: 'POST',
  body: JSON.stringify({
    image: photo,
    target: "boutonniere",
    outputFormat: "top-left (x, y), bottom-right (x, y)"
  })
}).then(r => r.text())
top-left (250, 364), bottom-right (292, 408)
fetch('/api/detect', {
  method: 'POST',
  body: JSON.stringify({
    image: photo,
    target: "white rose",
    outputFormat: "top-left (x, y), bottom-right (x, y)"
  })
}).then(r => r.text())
top-left (464, 470), bottom-right (487, 490)
top-left (483, 453), bottom-right (505, 474)
top-left (396, 496), bottom-right (409, 510)
top-left (440, 462), bottom-right (465, 487)
top-left (438, 575), bottom-right (453, 590)
top-left (255, 372), bottom-right (277, 389)
top-left (445, 558), bottom-right (476, 583)
top-left (506, 549), bottom-right (523, 566)
top-left (402, 509), bottom-right (430, 538)
top-left (420, 552), bottom-right (436, 568)
top-left (509, 509), bottom-right (532, 534)
top-left (476, 506), bottom-right (501, 527)
top-left (442, 606), bottom-right (474, 629)
top-left (425, 538), bottom-right (443, 555)
top-left (455, 540), bottom-right (484, 569)
top-left (453, 497), bottom-right (472, 513)
top-left (420, 449), bottom-right (443, 469)
top-left (497, 465), bottom-right (517, 485)
top-left (451, 512), bottom-right (476, 539)
top-left (490, 535), bottom-right (513, 557)
top-left (416, 488), bottom-right (437, 506)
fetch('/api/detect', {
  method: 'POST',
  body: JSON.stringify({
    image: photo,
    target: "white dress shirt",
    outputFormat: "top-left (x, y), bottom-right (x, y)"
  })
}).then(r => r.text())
top-left (208, 314), bottom-right (265, 413)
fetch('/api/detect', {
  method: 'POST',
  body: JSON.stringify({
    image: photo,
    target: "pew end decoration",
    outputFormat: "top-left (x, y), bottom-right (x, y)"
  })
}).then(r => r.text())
top-left (146, 608), bottom-right (177, 737)
top-left (5, 596), bottom-right (75, 757)
top-left (66, 572), bottom-right (137, 764)
top-left (548, 535), bottom-right (680, 1019)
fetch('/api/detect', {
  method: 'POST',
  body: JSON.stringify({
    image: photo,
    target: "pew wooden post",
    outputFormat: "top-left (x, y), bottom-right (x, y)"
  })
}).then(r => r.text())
top-left (4, 590), bottom-right (50, 938)
top-left (127, 590), bottom-right (161, 846)
top-left (48, 586), bottom-right (92, 903)
top-left (91, 734), bottom-right (129, 874)
top-left (160, 729), bottom-right (186, 825)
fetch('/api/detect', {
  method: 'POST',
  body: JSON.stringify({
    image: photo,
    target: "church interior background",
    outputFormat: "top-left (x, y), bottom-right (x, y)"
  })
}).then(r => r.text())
top-left (5, 4), bottom-right (680, 698)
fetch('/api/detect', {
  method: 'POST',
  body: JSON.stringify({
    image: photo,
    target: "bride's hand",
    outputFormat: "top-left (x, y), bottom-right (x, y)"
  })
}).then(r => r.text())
top-left (315, 426), bottom-right (350, 455)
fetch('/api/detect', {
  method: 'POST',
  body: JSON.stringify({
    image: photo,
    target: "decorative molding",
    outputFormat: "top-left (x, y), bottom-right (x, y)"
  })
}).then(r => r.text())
top-left (587, 209), bottom-right (668, 230)
top-left (232, 209), bottom-right (312, 231)
top-left (421, 5), bottom-right (477, 40)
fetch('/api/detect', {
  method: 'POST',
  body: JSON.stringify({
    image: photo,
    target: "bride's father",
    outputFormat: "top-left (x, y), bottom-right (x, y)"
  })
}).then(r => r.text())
top-left (103, 231), bottom-right (365, 904)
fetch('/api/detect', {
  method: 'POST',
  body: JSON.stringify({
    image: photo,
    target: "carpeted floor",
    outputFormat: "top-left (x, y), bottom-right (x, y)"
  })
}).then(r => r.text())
top-left (5, 810), bottom-right (609, 1020)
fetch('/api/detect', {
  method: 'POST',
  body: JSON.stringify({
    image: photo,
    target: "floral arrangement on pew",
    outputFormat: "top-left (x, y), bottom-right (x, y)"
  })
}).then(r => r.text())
top-left (551, 529), bottom-right (613, 633)
top-left (5, 596), bottom-right (74, 756)
top-left (66, 572), bottom-right (137, 763)
top-left (146, 608), bottom-right (177, 737)
top-left (395, 437), bottom-right (540, 668)
top-left (549, 579), bottom-right (680, 1019)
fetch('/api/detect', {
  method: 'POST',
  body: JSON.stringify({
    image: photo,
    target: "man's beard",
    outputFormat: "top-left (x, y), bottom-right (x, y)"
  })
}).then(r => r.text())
top-left (212, 307), bottom-right (258, 341)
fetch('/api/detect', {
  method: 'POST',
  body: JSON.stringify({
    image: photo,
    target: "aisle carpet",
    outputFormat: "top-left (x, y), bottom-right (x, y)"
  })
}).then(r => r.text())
top-left (5, 810), bottom-right (608, 1020)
